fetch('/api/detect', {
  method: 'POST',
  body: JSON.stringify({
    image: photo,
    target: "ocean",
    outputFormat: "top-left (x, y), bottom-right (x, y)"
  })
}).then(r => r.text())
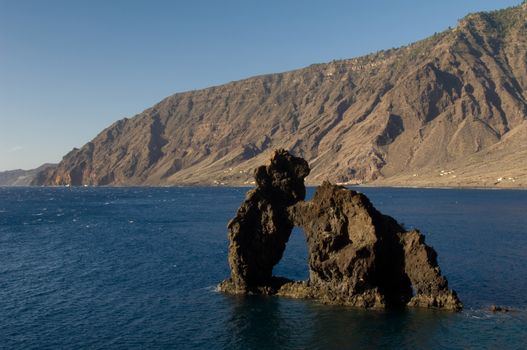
top-left (0, 187), bottom-right (526, 349)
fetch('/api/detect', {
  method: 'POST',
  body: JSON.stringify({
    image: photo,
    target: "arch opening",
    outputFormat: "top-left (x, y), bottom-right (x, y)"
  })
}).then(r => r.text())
top-left (273, 227), bottom-right (309, 282)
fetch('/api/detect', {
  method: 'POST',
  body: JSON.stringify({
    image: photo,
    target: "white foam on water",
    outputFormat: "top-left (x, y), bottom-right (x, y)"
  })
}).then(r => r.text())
top-left (205, 285), bottom-right (221, 293)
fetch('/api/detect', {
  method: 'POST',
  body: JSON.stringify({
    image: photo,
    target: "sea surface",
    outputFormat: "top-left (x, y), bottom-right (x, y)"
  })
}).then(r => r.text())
top-left (0, 187), bottom-right (526, 349)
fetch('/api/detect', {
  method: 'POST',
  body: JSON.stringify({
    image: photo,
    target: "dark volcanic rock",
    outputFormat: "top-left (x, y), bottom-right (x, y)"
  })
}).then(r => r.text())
top-left (219, 149), bottom-right (310, 292)
top-left (488, 304), bottom-right (517, 313)
top-left (218, 150), bottom-right (462, 310)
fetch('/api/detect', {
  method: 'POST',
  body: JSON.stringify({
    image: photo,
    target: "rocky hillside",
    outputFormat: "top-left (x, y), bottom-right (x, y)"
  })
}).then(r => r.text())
top-left (34, 3), bottom-right (527, 187)
top-left (0, 164), bottom-right (56, 186)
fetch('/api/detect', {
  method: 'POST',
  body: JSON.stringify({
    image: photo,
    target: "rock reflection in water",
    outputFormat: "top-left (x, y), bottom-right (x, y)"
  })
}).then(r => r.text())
top-left (222, 295), bottom-right (452, 349)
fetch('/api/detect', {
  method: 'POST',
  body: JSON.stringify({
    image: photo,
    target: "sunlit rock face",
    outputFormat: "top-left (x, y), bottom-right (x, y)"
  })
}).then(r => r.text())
top-left (218, 150), bottom-right (462, 311)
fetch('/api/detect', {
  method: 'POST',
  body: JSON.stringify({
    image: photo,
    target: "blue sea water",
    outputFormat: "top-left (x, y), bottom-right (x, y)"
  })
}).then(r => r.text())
top-left (0, 187), bottom-right (526, 349)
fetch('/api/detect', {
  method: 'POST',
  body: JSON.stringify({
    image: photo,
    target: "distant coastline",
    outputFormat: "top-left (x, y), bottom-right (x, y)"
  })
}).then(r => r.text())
top-left (3, 182), bottom-right (525, 190)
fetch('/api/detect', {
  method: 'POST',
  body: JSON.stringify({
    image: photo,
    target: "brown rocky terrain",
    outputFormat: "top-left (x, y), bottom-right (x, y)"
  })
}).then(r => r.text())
top-left (34, 3), bottom-right (527, 187)
top-left (0, 164), bottom-right (56, 186)
top-left (218, 150), bottom-right (461, 310)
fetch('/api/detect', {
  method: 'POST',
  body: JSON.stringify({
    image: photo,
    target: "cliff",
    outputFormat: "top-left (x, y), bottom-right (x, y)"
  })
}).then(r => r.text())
top-left (34, 3), bottom-right (527, 187)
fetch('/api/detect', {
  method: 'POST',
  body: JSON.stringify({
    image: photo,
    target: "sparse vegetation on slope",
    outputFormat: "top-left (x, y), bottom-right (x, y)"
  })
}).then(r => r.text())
top-left (34, 3), bottom-right (527, 188)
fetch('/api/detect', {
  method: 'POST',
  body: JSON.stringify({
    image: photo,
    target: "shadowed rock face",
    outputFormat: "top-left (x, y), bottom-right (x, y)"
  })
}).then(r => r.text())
top-left (218, 150), bottom-right (462, 310)
top-left (222, 149), bottom-right (310, 292)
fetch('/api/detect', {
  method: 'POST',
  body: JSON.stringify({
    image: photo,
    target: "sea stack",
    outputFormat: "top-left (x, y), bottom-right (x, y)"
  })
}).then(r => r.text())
top-left (218, 149), bottom-right (462, 311)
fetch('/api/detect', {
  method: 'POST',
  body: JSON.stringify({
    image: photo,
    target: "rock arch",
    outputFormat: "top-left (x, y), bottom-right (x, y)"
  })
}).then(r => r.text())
top-left (218, 149), bottom-right (462, 310)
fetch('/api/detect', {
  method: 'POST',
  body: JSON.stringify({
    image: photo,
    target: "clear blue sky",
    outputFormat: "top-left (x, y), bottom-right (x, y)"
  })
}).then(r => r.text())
top-left (0, 0), bottom-right (521, 171)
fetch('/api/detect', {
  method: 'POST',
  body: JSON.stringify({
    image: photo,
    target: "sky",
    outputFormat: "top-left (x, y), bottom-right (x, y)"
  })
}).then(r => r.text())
top-left (0, 0), bottom-right (521, 171)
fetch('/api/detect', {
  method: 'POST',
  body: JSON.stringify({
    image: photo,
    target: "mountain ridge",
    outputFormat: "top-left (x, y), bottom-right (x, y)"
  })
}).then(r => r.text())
top-left (0, 164), bottom-right (56, 186)
top-left (34, 3), bottom-right (527, 188)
